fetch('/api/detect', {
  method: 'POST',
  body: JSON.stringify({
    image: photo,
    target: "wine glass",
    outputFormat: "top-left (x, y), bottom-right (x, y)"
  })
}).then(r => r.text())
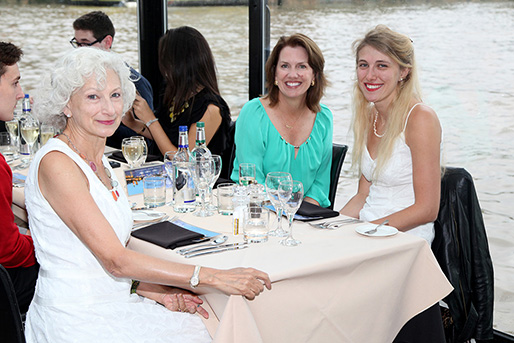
top-left (121, 137), bottom-right (142, 169)
top-left (207, 154), bottom-right (222, 211)
top-left (265, 171), bottom-right (292, 237)
top-left (132, 136), bottom-right (148, 167)
top-left (239, 163), bottom-right (256, 186)
top-left (278, 180), bottom-right (304, 246)
top-left (40, 124), bottom-right (55, 146)
top-left (164, 151), bottom-right (177, 205)
top-left (5, 118), bottom-right (19, 158)
top-left (20, 116), bottom-right (39, 161)
top-left (192, 156), bottom-right (214, 217)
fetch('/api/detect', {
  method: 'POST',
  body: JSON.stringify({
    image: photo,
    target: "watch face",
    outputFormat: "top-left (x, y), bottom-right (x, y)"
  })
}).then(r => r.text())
top-left (190, 276), bottom-right (199, 287)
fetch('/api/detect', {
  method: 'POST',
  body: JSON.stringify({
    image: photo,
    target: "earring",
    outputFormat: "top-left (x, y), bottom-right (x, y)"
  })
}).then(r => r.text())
top-left (311, 80), bottom-right (315, 87)
top-left (62, 111), bottom-right (71, 118)
top-left (399, 78), bottom-right (404, 82)
top-left (274, 80), bottom-right (278, 86)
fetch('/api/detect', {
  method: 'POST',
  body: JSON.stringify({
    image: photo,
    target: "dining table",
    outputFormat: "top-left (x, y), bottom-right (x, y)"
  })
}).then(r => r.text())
top-left (9, 153), bottom-right (453, 343)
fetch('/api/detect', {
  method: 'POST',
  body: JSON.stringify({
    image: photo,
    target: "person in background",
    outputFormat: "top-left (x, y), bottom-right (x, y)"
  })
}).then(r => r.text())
top-left (24, 47), bottom-right (270, 342)
top-left (0, 41), bottom-right (38, 314)
top-left (71, 10), bottom-right (154, 149)
top-left (122, 26), bottom-right (232, 163)
top-left (340, 25), bottom-right (444, 342)
top-left (230, 33), bottom-right (333, 208)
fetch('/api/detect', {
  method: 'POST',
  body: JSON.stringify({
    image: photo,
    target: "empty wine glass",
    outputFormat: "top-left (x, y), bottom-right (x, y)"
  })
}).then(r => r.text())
top-left (265, 171), bottom-right (292, 237)
top-left (121, 137), bottom-right (142, 169)
top-left (192, 156), bottom-right (214, 217)
top-left (278, 180), bottom-right (304, 246)
top-left (20, 116), bottom-right (39, 161)
top-left (207, 154), bottom-right (222, 211)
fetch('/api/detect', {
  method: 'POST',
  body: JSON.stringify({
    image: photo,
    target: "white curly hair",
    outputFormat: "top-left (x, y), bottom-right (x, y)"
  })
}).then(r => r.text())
top-left (34, 47), bottom-right (136, 131)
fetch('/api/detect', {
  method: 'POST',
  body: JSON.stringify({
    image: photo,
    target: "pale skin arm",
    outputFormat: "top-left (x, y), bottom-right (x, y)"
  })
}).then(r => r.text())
top-left (341, 105), bottom-right (441, 231)
top-left (340, 174), bottom-right (371, 218)
top-left (122, 94), bottom-right (222, 155)
top-left (38, 152), bottom-right (271, 299)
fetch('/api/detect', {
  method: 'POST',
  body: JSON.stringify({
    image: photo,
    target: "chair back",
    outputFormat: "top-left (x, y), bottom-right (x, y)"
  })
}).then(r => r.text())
top-left (221, 120), bottom-right (236, 180)
top-left (431, 167), bottom-right (494, 342)
top-left (328, 144), bottom-right (348, 209)
top-left (0, 264), bottom-right (26, 343)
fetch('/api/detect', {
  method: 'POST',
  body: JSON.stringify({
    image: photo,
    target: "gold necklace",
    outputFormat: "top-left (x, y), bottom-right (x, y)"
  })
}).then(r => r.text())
top-left (283, 109), bottom-right (308, 130)
top-left (169, 100), bottom-right (190, 123)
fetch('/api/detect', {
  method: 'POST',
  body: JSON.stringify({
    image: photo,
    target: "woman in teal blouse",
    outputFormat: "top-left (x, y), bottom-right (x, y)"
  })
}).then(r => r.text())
top-left (230, 33), bottom-right (333, 208)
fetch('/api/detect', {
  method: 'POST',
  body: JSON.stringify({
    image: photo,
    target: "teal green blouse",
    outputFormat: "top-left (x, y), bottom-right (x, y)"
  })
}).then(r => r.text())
top-left (230, 98), bottom-right (333, 208)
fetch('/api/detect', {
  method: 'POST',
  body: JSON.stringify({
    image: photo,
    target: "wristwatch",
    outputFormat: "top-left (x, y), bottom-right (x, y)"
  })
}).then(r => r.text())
top-left (190, 265), bottom-right (201, 288)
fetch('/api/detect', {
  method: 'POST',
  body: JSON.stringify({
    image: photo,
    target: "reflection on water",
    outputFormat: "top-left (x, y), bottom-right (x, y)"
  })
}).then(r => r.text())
top-left (1, 0), bottom-right (513, 334)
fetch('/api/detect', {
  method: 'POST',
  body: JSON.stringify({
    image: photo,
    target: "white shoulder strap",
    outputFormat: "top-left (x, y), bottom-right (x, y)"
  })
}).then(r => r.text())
top-left (403, 103), bottom-right (423, 132)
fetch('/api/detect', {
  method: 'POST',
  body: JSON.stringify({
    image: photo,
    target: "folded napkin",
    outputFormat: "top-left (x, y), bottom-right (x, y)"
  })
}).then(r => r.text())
top-left (295, 201), bottom-right (340, 221)
top-left (110, 151), bottom-right (162, 164)
top-left (131, 221), bottom-right (204, 250)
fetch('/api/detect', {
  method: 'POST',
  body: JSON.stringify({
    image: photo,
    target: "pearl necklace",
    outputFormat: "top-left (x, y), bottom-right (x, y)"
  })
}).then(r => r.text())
top-left (61, 133), bottom-right (120, 201)
top-left (373, 109), bottom-right (385, 138)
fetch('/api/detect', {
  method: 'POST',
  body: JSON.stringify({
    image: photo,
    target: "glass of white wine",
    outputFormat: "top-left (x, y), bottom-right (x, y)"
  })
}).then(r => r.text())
top-left (121, 137), bottom-right (142, 169)
top-left (40, 124), bottom-right (55, 146)
top-left (5, 118), bottom-right (20, 157)
top-left (132, 136), bottom-right (147, 168)
top-left (239, 163), bottom-right (256, 186)
top-left (20, 116), bottom-right (39, 161)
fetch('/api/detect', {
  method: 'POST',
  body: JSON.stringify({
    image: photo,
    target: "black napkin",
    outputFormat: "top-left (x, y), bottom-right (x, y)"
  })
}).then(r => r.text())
top-left (296, 201), bottom-right (340, 221)
top-left (131, 221), bottom-right (204, 250)
top-left (110, 151), bottom-right (162, 164)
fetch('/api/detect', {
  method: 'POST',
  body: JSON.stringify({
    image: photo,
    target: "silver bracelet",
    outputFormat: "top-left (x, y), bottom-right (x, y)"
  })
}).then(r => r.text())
top-left (145, 118), bottom-right (159, 128)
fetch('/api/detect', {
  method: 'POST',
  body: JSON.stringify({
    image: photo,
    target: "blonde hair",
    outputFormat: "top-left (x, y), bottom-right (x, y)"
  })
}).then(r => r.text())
top-left (351, 25), bottom-right (422, 179)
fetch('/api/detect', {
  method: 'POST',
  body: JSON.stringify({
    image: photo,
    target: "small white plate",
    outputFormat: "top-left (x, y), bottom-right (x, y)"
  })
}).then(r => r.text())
top-left (132, 211), bottom-right (166, 222)
top-left (355, 223), bottom-right (398, 237)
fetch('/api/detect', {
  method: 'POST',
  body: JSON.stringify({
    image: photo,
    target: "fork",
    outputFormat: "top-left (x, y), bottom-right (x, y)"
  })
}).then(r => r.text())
top-left (364, 219), bottom-right (389, 235)
top-left (308, 218), bottom-right (362, 229)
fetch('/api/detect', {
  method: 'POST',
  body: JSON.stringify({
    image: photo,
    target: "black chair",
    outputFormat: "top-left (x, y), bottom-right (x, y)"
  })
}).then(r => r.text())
top-left (0, 264), bottom-right (26, 343)
top-left (222, 120), bottom-right (236, 180)
top-left (328, 143), bottom-right (348, 210)
top-left (431, 167), bottom-right (494, 343)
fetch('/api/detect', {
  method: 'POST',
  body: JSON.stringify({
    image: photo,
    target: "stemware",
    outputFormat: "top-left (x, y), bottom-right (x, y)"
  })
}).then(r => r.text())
top-left (121, 137), bottom-right (143, 169)
top-left (5, 118), bottom-right (19, 158)
top-left (20, 116), bottom-right (39, 161)
top-left (40, 124), bottom-right (55, 146)
top-left (132, 136), bottom-right (148, 168)
top-left (207, 154), bottom-right (222, 211)
top-left (164, 151), bottom-right (177, 205)
top-left (192, 156), bottom-right (215, 217)
top-left (265, 171), bottom-right (292, 237)
top-left (278, 180), bottom-right (304, 246)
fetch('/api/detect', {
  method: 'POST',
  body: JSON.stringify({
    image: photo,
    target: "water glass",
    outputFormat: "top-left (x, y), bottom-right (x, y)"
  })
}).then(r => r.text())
top-left (243, 205), bottom-right (270, 243)
top-left (5, 118), bottom-right (19, 157)
top-left (217, 183), bottom-right (235, 215)
top-left (164, 151), bottom-right (177, 205)
top-left (239, 163), bottom-right (256, 186)
top-left (265, 171), bottom-right (292, 237)
top-left (278, 180), bottom-right (304, 246)
top-left (0, 132), bottom-right (16, 157)
top-left (143, 176), bottom-right (166, 208)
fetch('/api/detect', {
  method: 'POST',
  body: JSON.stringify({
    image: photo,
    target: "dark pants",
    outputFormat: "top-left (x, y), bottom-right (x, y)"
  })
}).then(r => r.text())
top-left (6, 263), bottom-right (39, 314)
top-left (393, 303), bottom-right (446, 343)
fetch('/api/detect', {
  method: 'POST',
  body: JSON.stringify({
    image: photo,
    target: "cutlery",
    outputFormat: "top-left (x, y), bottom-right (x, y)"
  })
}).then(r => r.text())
top-left (131, 215), bottom-right (172, 230)
top-left (364, 219), bottom-right (389, 235)
top-left (182, 242), bottom-right (245, 256)
top-left (184, 243), bottom-right (249, 258)
top-left (132, 210), bottom-right (164, 218)
top-left (177, 235), bottom-right (229, 255)
top-left (308, 218), bottom-right (362, 229)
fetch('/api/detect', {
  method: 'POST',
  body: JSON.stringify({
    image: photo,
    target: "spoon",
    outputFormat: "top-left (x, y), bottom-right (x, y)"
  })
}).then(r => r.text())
top-left (364, 219), bottom-right (389, 235)
top-left (177, 235), bottom-right (229, 255)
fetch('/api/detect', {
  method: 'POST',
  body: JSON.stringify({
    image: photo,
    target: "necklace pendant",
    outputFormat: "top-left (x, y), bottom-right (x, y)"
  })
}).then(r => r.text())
top-left (111, 189), bottom-right (119, 201)
top-left (285, 124), bottom-right (293, 129)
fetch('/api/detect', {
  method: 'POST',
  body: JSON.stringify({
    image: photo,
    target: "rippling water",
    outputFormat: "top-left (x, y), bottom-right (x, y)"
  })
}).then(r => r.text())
top-left (1, 0), bottom-right (513, 334)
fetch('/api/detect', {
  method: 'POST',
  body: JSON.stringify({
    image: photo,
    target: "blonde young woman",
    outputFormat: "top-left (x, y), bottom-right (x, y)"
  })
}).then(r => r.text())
top-left (340, 25), bottom-right (442, 245)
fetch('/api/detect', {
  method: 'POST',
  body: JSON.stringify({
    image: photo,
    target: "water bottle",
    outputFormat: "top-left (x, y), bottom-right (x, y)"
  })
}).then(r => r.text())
top-left (19, 94), bottom-right (31, 159)
top-left (172, 126), bottom-right (196, 213)
top-left (190, 122), bottom-right (211, 159)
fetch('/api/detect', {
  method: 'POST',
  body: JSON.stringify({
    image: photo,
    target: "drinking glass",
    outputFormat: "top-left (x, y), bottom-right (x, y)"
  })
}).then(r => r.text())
top-left (121, 137), bottom-right (142, 168)
top-left (20, 116), bottom-right (39, 161)
top-left (164, 151), bottom-right (177, 205)
top-left (132, 136), bottom-right (148, 167)
top-left (0, 132), bottom-right (15, 158)
top-left (243, 205), bottom-right (270, 243)
top-left (239, 163), bottom-right (256, 186)
top-left (40, 124), bottom-right (55, 146)
top-left (5, 118), bottom-right (19, 157)
top-left (207, 154), bottom-right (222, 211)
top-left (192, 156), bottom-right (214, 217)
top-left (265, 171), bottom-right (292, 237)
top-left (278, 180), bottom-right (304, 246)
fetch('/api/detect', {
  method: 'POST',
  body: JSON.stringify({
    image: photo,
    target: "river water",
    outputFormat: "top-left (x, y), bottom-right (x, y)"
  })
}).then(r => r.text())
top-left (1, 0), bottom-right (513, 334)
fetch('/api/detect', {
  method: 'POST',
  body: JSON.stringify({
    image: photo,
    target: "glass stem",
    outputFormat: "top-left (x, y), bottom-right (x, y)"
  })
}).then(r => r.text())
top-left (277, 208), bottom-right (283, 230)
top-left (288, 213), bottom-right (294, 239)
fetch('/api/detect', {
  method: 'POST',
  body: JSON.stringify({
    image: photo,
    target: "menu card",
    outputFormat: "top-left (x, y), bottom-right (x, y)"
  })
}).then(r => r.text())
top-left (124, 163), bottom-right (166, 196)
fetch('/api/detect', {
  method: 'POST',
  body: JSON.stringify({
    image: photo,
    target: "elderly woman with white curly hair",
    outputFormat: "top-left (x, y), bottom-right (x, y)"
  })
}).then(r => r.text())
top-left (24, 47), bottom-right (271, 342)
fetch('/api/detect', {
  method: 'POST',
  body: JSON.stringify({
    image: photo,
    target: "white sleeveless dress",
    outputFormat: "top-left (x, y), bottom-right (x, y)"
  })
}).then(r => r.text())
top-left (24, 138), bottom-right (210, 343)
top-left (359, 103), bottom-right (440, 244)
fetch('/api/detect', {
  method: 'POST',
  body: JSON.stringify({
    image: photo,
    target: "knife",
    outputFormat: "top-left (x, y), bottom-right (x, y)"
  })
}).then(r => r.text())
top-left (184, 243), bottom-right (249, 258)
top-left (182, 242), bottom-right (246, 255)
